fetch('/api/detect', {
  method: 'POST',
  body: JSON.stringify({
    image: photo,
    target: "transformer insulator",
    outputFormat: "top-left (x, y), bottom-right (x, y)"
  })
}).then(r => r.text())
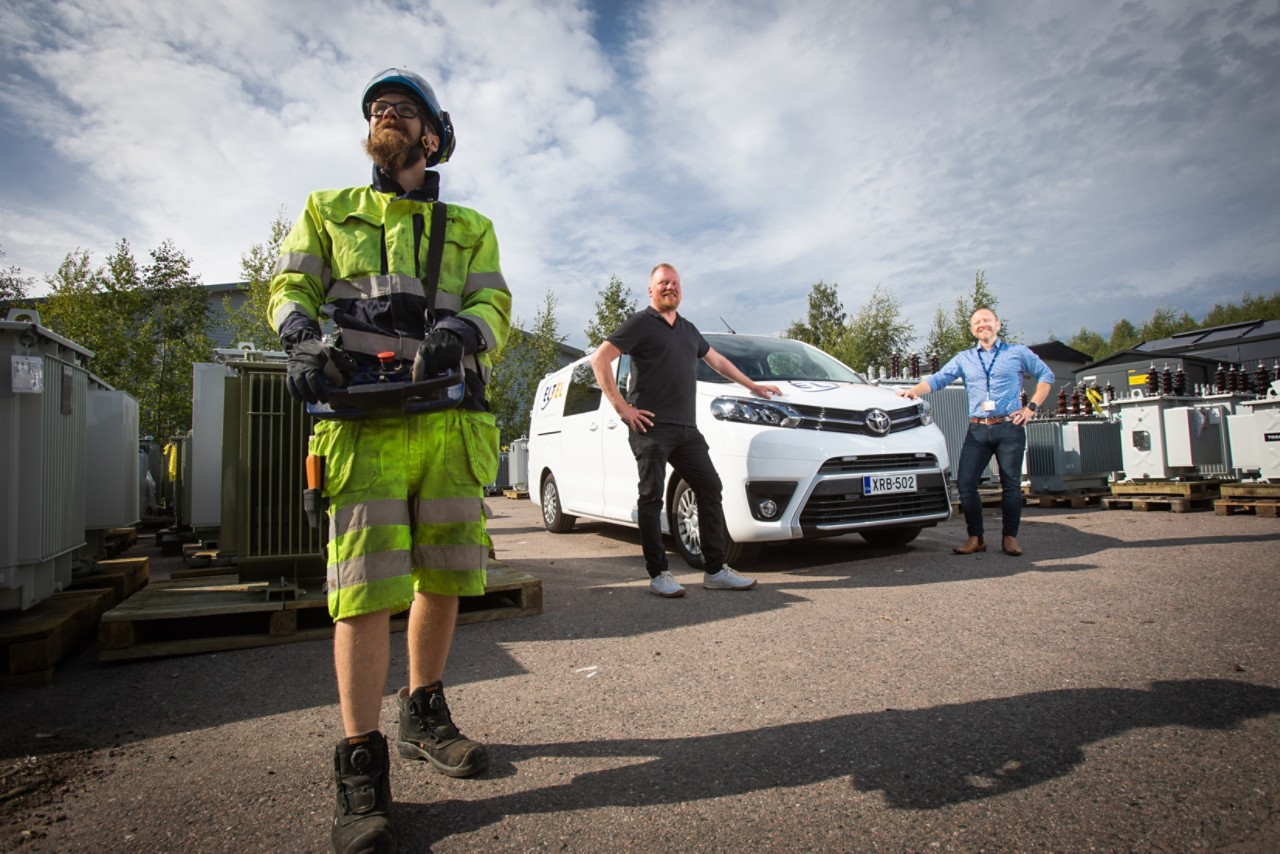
top-left (1105, 382), bottom-right (1115, 401)
top-left (909, 353), bottom-right (921, 379)
top-left (890, 353), bottom-right (901, 379)
top-left (1215, 363), bottom-right (1227, 393)
top-left (929, 354), bottom-right (939, 373)
top-left (1057, 387), bottom-right (1068, 415)
top-left (1160, 364), bottom-right (1174, 396)
top-left (1258, 362), bottom-right (1273, 390)
top-left (1070, 387), bottom-right (1081, 416)
top-left (1146, 364), bottom-right (1159, 395)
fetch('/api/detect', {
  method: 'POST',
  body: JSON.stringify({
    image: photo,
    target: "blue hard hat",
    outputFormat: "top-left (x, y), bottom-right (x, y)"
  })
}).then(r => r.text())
top-left (362, 68), bottom-right (456, 166)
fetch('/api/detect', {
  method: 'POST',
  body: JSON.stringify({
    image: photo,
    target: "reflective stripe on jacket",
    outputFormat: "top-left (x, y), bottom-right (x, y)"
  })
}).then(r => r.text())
top-left (268, 175), bottom-right (511, 406)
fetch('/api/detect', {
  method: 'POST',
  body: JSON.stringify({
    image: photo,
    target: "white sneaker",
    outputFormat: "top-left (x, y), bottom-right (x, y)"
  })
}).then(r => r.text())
top-left (649, 571), bottom-right (686, 598)
top-left (703, 568), bottom-right (757, 590)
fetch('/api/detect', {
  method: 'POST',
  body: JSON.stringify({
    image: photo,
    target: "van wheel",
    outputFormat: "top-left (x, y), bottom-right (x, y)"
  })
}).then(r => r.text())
top-left (541, 474), bottom-right (576, 533)
top-left (859, 526), bottom-right (922, 547)
top-left (669, 478), bottom-right (761, 568)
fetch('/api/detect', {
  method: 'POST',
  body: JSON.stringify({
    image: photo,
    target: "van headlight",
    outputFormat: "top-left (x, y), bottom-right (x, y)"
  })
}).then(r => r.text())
top-left (918, 399), bottom-right (933, 426)
top-left (711, 397), bottom-right (802, 427)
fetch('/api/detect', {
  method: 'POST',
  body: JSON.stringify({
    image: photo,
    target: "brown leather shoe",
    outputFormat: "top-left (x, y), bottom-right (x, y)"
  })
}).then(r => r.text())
top-left (952, 536), bottom-right (986, 554)
top-left (1002, 536), bottom-right (1023, 556)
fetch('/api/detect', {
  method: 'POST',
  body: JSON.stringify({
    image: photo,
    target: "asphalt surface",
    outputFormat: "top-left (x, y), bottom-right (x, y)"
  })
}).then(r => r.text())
top-left (2, 496), bottom-right (1279, 853)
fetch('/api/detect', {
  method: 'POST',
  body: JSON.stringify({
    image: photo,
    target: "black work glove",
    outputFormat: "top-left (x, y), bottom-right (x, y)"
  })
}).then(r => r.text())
top-left (412, 328), bottom-right (464, 382)
top-left (286, 340), bottom-right (357, 404)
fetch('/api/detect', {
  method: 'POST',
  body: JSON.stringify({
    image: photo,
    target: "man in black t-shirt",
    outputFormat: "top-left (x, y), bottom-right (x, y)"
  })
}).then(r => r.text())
top-left (590, 263), bottom-right (782, 597)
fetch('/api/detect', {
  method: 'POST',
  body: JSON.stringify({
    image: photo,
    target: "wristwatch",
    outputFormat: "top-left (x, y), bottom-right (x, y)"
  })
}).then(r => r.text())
top-left (1026, 401), bottom-right (1039, 412)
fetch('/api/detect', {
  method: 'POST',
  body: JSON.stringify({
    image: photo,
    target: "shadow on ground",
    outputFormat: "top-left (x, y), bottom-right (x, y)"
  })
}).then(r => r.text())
top-left (398, 678), bottom-right (1280, 848)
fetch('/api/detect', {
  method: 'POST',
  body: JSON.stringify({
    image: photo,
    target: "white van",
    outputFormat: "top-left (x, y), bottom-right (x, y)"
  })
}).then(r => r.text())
top-left (527, 333), bottom-right (952, 565)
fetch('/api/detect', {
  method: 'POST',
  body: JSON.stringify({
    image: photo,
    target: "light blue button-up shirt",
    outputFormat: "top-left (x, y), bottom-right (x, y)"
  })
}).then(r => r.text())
top-left (927, 339), bottom-right (1055, 418)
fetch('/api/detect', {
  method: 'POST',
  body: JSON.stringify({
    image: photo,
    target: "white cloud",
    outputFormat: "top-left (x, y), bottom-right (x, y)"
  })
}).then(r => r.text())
top-left (0, 0), bottom-right (1277, 352)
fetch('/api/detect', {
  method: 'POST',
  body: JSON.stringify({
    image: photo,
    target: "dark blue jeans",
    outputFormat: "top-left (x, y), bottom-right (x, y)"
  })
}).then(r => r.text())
top-left (628, 424), bottom-right (726, 577)
top-left (957, 421), bottom-right (1027, 538)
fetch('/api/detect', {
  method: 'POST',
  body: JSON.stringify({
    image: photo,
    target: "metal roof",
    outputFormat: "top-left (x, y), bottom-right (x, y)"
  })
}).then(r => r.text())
top-left (1136, 319), bottom-right (1280, 353)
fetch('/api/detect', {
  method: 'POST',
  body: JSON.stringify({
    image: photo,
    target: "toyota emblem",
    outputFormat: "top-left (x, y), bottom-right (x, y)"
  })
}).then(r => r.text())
top-left (865, 408), bottom-right (891, 435)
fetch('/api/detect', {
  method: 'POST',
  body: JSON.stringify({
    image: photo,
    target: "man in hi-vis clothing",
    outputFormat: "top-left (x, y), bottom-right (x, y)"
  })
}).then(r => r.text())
top-left (269, 68), bottom-right (511, 853)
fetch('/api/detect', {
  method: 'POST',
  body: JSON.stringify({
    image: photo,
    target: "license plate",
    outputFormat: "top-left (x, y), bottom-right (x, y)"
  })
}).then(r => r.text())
top-left (863, 474), bottom-right (917, 496)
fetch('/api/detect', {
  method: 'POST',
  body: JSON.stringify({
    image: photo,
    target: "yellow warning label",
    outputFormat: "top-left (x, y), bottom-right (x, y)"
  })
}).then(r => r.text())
top-left (1128, 374), bottom-right (1148, 386)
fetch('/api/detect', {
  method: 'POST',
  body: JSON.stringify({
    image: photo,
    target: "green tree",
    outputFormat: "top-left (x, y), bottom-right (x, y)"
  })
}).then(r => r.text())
top-left (923, 270), bottom-right (1019, 363)
top-left (1, 246), bottom-right (34, 315)
top-left (43, 244), bottom-right (148, 390)
top-left (224, 207), bottom-right (291, 349)
top-left (1066, 327), bottom-right (1109, 361)
top-left (967, 269), bottom-right (999, 318)
top-left (1109, 318), bottom-right (1140, 352)
top-left (926, 305), bottom-right (968, 364)
top-left (1202, 291), bottom-right (1280, 326)
top-left (1140, 304), bottom-right (1198, 341)
top-left (844, 284), bottom-right (916, 374)
top-left (784, 280), bottom-right (847, 354)
top-left (41, 239), bottom-right (212, 440)
top-left (585, 274), bottom-right (637, 347)
top-left (139, 240), bottom-right (213, 440)
top-left (1060, 288), bottom-right (1280, 360)
top-left (487, 290), bottom-right (566, 444)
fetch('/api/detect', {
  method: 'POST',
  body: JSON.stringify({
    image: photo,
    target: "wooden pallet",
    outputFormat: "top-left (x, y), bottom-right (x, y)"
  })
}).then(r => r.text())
top-left (1214, 499), bottom-right (1280, 517)
top-left (66, 556), bottom-right (150, 608)
top-left (98, 565), bottom-right (541, 661)
top-left (1103, 480), bottom-right (1228, 513)
top-left (1219, 483), bottom-right (1280, 500)
top-left (106, 527), bottom-right (138, 549)
top-left (1110, 480), bottom-right (1225, 499)
top-left (180, 543), bottom-right (236, 569)
top-left (503, 488), bottom-right (530, 500)
top-left (951, 489), bottom-right (1004, 513)
top-left (1022, 490), bottom-right (1108, 509)
top-left (171, 566), bottom-right (242, 580)
top-left (458, 566), bottom-right (543, 625)
top-left (0, 588), bottom-right (114, 688)
top-left (1213, 483), bottom-right (1280, 517)
top-left (1102, 495), bottom-right (1215, 513)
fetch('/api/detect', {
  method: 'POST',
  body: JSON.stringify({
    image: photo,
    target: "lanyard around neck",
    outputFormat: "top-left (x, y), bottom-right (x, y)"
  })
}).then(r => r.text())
top-left (977, 342), bottom-right (1002, 396)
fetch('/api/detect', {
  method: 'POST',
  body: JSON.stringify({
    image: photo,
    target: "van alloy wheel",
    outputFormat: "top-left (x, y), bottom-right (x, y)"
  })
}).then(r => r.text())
top-left (541, 473), bottom-right (576, 533)
top-left (669, 478), bottom-right (761, 568)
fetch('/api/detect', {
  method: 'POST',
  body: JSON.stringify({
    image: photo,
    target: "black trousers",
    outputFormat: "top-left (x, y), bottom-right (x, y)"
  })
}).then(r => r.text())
top-left (628, 424), bottom-right (726, 577)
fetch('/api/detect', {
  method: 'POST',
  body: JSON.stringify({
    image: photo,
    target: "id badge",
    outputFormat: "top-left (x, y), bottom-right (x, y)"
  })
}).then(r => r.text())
top-left (981, 400), bottom-right (996, 412)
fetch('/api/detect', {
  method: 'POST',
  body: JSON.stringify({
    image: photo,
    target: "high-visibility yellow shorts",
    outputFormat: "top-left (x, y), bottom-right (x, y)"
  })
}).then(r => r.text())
top-left (309, 409), bottom-right (499, 621)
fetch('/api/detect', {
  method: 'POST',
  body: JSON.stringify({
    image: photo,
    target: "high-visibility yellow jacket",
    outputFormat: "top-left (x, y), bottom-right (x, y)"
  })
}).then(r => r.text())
top-left (268, 169), bottom-right (512, 410)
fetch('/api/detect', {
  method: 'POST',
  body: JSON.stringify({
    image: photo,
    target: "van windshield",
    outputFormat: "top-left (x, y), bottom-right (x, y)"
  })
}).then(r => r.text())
top-left (697, 334), bottom-right (867, 384)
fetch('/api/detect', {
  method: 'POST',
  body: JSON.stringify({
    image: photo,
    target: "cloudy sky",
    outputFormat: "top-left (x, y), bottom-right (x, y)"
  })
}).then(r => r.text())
top-left (2, 0), bottom-right (1278, 353)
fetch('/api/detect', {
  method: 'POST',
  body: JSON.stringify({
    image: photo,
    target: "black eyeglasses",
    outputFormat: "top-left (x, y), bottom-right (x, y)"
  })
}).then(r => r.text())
top-left (369, 100), bottom-right (421, 119)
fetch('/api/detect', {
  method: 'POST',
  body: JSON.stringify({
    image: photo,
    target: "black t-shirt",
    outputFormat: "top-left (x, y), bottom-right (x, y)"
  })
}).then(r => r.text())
top-left (607, 307), bottom-right (710, 427)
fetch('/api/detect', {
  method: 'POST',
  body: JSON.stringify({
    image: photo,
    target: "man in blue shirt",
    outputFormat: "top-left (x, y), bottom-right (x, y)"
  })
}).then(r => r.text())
top-left (897, 308), bottom-right (1054, 556)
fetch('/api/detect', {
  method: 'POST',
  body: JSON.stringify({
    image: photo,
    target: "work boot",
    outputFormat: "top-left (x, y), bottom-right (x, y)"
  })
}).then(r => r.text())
top-left (332, 731), bottom-right (396, 854)
top-left (396, 683), bottom-right (489, 777)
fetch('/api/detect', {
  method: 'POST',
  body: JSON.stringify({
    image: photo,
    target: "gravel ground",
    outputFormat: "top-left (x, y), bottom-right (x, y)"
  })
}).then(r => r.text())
top-left (2, 497), bottom-right (1279, 853)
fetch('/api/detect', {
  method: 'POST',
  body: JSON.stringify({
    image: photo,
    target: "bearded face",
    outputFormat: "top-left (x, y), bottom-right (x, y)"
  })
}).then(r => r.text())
top-left (363, 121), bottom-right (423, 173)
